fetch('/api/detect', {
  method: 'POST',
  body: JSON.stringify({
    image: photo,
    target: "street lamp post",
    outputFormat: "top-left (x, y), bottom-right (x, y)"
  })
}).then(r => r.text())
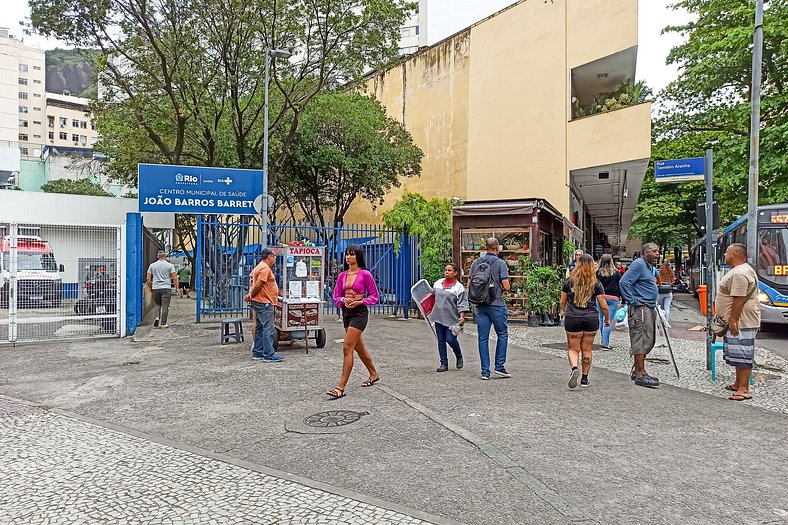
top-left (262, 48), bottom-right (292, 247)
top-left (746, 0), bottom-right (764, 266)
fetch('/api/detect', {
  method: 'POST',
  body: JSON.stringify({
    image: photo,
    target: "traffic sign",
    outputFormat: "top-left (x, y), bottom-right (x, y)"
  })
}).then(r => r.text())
top-left (655, 157), bottom-right (705, 183)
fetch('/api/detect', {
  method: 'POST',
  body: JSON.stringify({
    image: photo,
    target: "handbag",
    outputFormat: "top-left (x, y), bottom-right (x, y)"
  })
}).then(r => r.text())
top-left (711, 281), bottom-right (758, 337)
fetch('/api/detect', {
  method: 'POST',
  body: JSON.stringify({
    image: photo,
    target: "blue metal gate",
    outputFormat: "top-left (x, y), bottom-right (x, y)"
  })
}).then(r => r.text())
top-left (195, 217), bottom-right (420, 321)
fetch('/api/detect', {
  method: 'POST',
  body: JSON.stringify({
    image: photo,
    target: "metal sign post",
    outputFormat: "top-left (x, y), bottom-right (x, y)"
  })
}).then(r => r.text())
top-left (704, 149), bottom-right (714, 371)
top-left (746, 0), bottom-right (764, 268)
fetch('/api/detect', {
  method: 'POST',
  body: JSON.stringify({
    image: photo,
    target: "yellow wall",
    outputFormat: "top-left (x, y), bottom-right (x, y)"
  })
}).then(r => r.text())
top-left (348, 0), bottom-right (646, 223)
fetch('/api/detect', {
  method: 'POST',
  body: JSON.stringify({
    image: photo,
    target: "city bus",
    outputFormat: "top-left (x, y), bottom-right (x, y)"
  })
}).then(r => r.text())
top-left (689, 203), bottom-right (788, 325)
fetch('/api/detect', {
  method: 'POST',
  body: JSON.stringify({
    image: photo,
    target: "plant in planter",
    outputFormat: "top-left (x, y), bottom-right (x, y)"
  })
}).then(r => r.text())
top-left (519, 256), bottom-right (562, 326)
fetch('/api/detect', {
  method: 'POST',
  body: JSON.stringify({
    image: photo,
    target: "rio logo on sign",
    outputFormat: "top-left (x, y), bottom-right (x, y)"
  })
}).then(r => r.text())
top-left (138, 163), bottom-right (264, 215)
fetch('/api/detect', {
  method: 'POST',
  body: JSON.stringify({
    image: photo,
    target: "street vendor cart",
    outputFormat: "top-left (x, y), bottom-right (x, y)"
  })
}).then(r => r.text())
top-left (273, 244), bottom-right (327, 352)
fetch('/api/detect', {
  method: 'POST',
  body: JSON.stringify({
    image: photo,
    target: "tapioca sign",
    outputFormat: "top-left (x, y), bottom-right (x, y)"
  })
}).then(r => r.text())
top-left (290, 247), bottom-right (321, 255)
top-left (138, 163), bottom-right (264, 215)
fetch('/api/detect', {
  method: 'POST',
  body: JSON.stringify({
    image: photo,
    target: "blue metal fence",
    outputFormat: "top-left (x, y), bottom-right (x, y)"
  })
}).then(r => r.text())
top-left (195, 217), bottom-right (420, 322)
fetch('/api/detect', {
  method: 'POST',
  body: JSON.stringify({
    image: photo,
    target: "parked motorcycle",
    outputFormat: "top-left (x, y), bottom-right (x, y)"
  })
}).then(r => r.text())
top-left (74, 272), bottom-right (117, 333)
top-left (672, 272), bottom-right (690, 294)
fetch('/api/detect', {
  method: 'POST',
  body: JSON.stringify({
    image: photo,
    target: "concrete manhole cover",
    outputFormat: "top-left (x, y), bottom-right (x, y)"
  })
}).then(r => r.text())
top-left (286, 406), bottom-right (377, 434)
top-left (304, 410), bottom-right (368, 428)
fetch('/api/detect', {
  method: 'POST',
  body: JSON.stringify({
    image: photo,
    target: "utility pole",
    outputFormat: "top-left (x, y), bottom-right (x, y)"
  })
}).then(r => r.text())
top-left (704, 149), bottom-right (714, 371)
top-left (746, 0), bottom-right (764, 265)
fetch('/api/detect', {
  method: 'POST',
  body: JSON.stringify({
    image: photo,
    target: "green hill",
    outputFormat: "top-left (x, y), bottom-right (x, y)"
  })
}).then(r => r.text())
top-left (45, 48), bottom-right (99, 99)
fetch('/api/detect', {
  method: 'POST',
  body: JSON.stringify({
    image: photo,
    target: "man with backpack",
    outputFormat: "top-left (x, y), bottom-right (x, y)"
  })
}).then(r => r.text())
top-left (468, 237), bottom-right (511, 380)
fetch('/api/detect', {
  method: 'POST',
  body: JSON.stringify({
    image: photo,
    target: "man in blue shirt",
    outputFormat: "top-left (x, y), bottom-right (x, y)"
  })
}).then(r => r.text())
top-left (620, 243), bottom-right (660, 387)
top-left (469, 237), bottom-right (511, 380)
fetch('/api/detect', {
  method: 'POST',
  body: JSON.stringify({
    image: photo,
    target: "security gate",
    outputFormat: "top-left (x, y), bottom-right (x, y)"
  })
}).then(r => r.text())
top-left (0, 222), bottom-right (122, 344)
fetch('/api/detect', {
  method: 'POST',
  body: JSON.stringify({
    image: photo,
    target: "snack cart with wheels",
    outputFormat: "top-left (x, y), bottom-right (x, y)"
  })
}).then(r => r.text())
top-left (273, 245), bottom-right (327, 352)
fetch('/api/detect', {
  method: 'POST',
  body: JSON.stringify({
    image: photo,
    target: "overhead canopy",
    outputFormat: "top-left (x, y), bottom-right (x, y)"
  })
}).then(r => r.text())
top-left (453, 200), bottom-right (536, 217)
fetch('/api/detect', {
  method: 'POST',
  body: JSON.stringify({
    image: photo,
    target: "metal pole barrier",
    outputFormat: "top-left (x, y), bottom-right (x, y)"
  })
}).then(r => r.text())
top-left (746, 0), bottom-right (763, 266)
top-left (705, 149), bottom-right (714, 371)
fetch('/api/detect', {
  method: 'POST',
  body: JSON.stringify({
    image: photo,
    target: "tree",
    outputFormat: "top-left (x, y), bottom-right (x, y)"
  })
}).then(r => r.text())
top-left (40, 178), bottom-right (113, 197)
top-left (277, 91), bottom-right (423, 228)
top-left (382, 192), bottom-right (453, 285)
top-left (655, 0), bottom-right (788, 220)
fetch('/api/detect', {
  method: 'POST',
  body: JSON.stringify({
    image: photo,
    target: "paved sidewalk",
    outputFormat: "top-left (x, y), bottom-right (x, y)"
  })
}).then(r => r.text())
top-left (0, 397), bottom-right (440, 525)
top-left (1, 311), bottom-right (787, 524)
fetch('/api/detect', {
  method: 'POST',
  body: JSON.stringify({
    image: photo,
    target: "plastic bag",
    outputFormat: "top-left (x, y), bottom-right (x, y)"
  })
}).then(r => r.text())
top-left (615, 306), bottom-right (628, 328)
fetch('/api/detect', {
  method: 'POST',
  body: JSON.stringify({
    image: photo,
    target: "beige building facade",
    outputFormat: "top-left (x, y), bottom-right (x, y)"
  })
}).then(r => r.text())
top-left (356, 0), bottom-right (651, 252)
top-left (45, 93), bottom-right (98, 150)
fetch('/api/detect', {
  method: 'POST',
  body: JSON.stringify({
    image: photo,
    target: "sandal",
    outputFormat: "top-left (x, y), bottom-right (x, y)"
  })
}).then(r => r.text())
top-left (326, 387), bottom-right (345, 399)
top-left (361, 376), bottom-right (380, 387)
top-left (724, 385), bottom-right (737, 392)
top-left (728, 393), bottom-right (752, 401)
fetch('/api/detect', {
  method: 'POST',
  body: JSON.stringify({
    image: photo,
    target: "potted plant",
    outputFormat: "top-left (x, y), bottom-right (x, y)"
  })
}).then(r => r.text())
top-left (520, 256), bottom-right (562, 327)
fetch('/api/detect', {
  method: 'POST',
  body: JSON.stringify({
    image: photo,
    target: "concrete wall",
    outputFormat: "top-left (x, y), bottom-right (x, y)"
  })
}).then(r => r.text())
top-left (18, 158), bottom-right (47, 191)
top-left (352, 0), bottom-right (647, 223)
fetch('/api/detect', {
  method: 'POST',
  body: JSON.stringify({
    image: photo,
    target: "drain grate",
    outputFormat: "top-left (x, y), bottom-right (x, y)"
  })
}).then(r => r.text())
top-left (304, 410), bottom-right (369, 428)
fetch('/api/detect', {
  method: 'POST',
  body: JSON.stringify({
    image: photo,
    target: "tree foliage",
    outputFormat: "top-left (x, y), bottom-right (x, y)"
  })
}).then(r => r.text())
top-left (28, 0), bottom-right (413, 183)
top-left (40, 178), bottom-right (114, 197)
top-left (650, 0), bottom-right (788, 231)
top-left (277, 91), bottom-right (423, 228)
top-left (382, 192), bottom-right (453, 285)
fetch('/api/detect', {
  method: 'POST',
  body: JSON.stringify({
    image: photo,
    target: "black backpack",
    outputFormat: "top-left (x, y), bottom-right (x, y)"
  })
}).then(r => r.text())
top-left (468, 259), bottom-right (497, 305)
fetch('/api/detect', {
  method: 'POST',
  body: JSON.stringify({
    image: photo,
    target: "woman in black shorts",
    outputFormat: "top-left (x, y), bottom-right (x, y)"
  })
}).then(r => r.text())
top-left (326, 245), bottom-right (380, 399)
top-left (560, 254), bottom-right (610, 389)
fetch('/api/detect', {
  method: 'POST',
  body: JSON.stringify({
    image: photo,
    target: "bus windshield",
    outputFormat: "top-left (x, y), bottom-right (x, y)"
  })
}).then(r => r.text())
top-left (758, 228), bottom-right (788, 286)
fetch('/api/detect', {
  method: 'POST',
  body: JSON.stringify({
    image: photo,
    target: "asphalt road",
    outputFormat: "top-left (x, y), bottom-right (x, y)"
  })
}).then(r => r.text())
top-left (672, 292), bottom-right (788, 361)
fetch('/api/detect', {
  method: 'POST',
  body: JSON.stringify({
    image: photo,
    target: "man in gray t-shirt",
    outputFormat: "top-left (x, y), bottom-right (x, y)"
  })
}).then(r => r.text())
top-left (147, 250), bottom-right (177, 327)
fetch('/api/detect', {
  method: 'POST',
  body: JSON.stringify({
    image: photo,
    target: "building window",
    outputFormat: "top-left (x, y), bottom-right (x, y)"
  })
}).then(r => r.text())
top-left (19, 133), bottom-right (29, 141)
top-left (19, 106), bottom-right (28, 113)
top-left (72, 133), bottom-right (79, 142)
top-left (33, 65), bottom-right (42, 71)
top-left (91, 122), bottom-right (97, 130)
top-left (80, 135), bottom-right (87, 144)
top-left (33, 107), bottom-right (41, 111)
top-left (59, 132), bottom-right (67, 140)
top-left (20, 147), bottom-right (29, 155)
top-left (415, 26), bottom-right (419, 35)
top-left (19, 64), bottom-right (28, 72)
top-left (32, 120), bottom-right (41, 125)
top-left (19, 92), bottom-right (28, 100)
top-left (19, 78), bottom-right (28, 85)
top-left (91, 137), bottom-right (98, 144)
top-left (59, 117), bottom-right (67, 127)
top-left (48, 116), bottom-right (55, 127)
top-left (33, 134), bottom-right (41, 139)
top-left (72, 119), bottom-right (80, 127)
top-left (33, 79), bottom-right (41, 84)
top-left (33, 93), bottom-right (41, 98)
top-left (80, 121), bottom-right (87, 129)
top-left (48, 131), bottom-right (54, 140)
top-left (19, 120), bottom-right (28, 128)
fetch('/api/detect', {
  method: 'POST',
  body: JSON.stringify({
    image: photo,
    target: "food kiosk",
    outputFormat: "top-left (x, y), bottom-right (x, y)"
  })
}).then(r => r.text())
top-left (273, 245), bottom-right (327, 352)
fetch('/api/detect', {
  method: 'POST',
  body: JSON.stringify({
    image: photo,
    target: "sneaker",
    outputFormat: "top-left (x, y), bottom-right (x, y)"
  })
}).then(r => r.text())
top-left (580, 377), bottom-right (590, 388)
top-left (568, 368), bottom-right (580, 389)
top-left (456, 356), bottom-right (464, 370)
top-left (153, 318), bottom-right (160, 327)
top-left (601, 344), bottom-right (612, 350)
top-left (262, 354), bottom-right (285, 363)
top-left (634, 375), bottom-right (659, 388)
top-left (480, 373), bottom-right (491, 380)
top-left (436, 365), bottom-right (449, 372)
top-left (493, 368), bottom-right (512, 378)
top-left (160, 324), bottom-right (169, 328)
top-left (252, 356), bottom-right (265, 361)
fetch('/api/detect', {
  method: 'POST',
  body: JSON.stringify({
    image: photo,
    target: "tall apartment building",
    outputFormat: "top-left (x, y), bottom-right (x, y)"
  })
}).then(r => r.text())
top-left (399, 0), bottom-right (428, 55)
top-left (0, 28), bottom-right (47, 160)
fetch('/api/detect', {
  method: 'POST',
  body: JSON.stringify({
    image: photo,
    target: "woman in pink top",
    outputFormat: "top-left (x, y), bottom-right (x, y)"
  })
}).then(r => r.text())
top-left (326, 245), bottom-right (380, 399)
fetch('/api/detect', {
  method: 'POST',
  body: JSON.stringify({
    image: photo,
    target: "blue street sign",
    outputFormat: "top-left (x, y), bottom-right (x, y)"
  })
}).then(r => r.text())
top-left (138, 163), bottom-right (264, 215)
top-left (654, 157), bottom-right (705, 183)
